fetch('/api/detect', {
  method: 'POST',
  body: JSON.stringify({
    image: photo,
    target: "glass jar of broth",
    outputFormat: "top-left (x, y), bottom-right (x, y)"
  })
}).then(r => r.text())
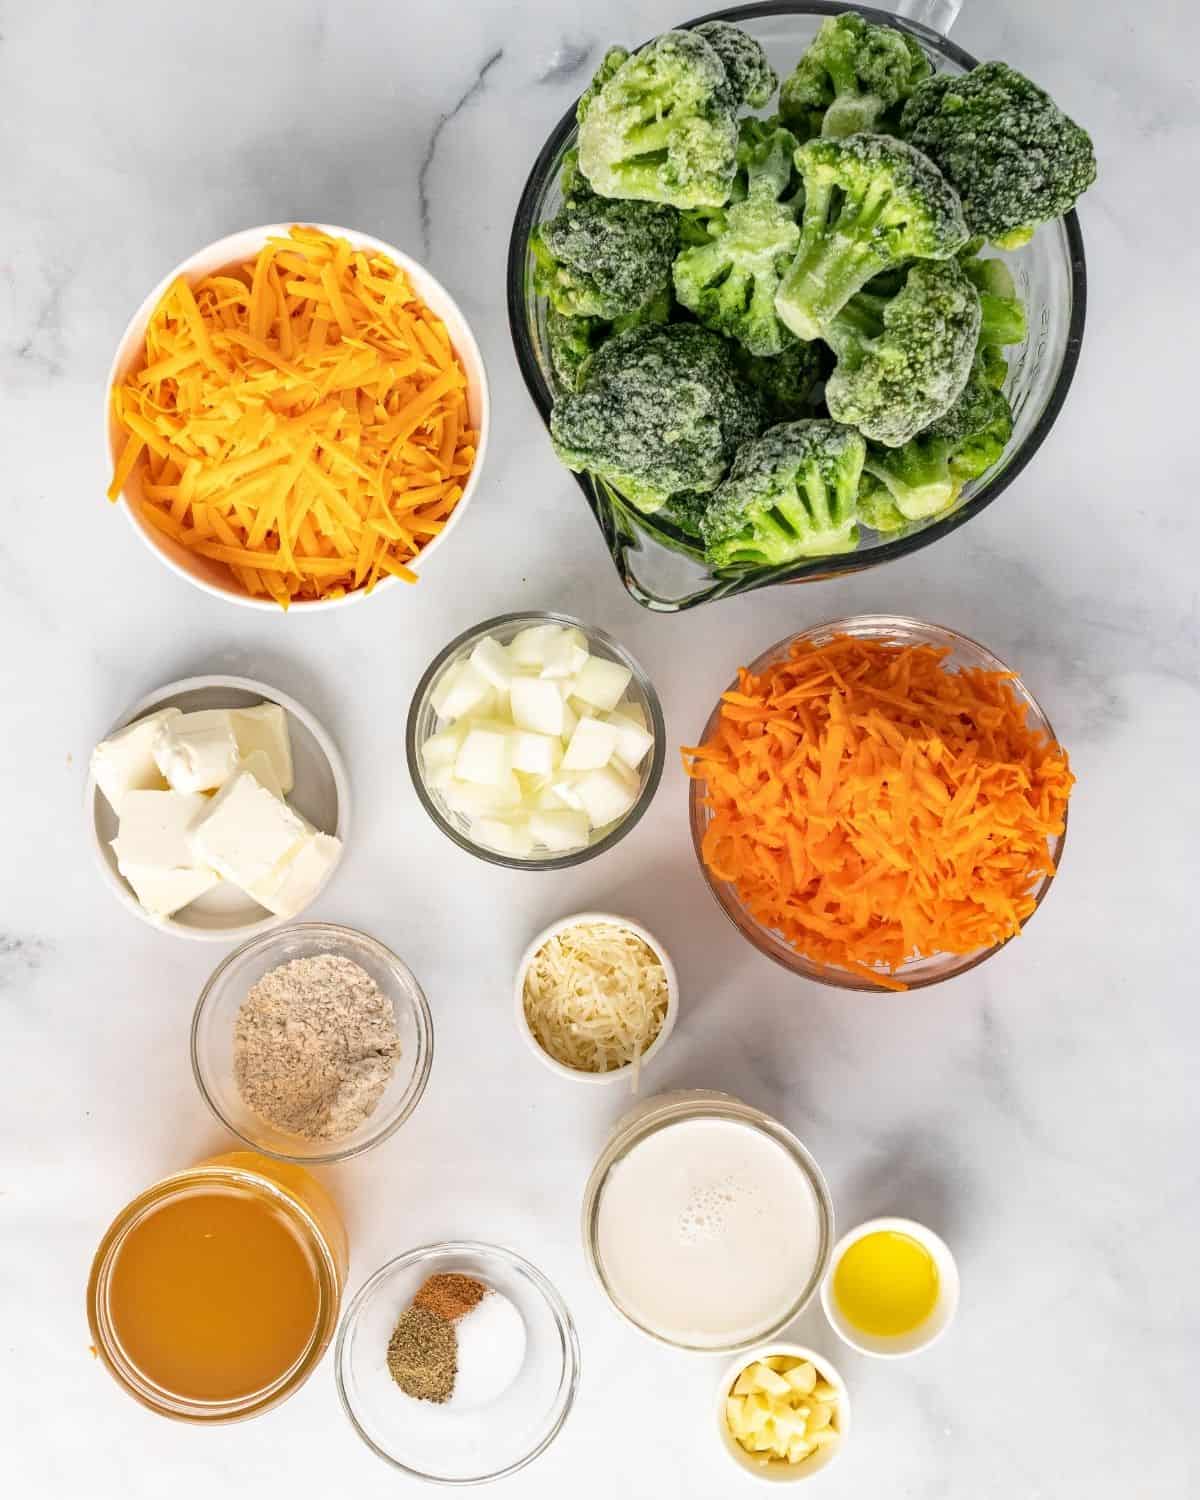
top-left (86, 1150), bottom-right (347, 1421)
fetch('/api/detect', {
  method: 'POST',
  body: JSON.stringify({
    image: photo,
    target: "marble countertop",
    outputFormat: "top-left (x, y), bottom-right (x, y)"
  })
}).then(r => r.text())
top-left (3, 1), bottom-right (1197, 1495)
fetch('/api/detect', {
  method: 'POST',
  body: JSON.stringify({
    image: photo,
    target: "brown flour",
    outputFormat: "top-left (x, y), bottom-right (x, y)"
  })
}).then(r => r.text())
top-left (233, 953), bottom-right (401, 1141)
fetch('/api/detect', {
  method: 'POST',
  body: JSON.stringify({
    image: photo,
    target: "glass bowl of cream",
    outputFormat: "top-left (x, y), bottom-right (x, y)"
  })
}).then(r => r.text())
top-left (582, 1090), bottom-right (833, 1353)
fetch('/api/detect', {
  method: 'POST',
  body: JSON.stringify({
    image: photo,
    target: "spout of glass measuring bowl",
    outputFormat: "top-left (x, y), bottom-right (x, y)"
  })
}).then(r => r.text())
top-left (894, 0), bottom-right (963, 36)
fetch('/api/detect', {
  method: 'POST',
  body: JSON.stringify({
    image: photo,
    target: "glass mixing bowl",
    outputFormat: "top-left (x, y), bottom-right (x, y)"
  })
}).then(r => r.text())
top-left (335, 1241), bottom-right (580, 1484)
top-left (507, 2), bottom-right (1087, 611)
top-left (192, 923), bottom-right (434, 1165)
top-left (688, 615), bottom-right (1069, 989)
top-left (407, 611), bottom-right (665, 870)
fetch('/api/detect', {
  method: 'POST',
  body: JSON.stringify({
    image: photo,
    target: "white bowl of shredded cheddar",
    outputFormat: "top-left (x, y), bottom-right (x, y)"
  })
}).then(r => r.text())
top-left (514, 912), bottom-right (678, 1087)
top-left (105, 224), bottom-right (489, 610)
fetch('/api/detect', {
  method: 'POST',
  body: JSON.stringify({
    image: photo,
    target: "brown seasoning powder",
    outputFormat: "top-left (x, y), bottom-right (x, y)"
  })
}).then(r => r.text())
top-left (414, 1273), bottom-right (487, 1322)
top-left (386, 1274), bottom-right (489, 1403)
top-left (386, 1304), bottom-right (457, 1403)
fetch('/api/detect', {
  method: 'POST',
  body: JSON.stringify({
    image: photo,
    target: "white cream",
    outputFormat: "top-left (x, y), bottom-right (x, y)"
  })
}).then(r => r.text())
top-left (91, 707), bottom-right (180, 813)
top-left (595, 1116), bottom-right (823, 1348)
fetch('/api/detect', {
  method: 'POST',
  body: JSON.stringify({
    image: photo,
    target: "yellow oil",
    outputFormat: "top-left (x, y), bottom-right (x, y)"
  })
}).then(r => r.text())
top-left (832, 1230), bottom-right (939, 1337)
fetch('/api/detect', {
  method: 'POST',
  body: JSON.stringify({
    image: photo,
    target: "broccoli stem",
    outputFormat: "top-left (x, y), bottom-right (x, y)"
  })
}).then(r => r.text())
top-left (864, 443), bottom-right (958, 518)
top-left (978, 290), bottom-right (1027, 347)
top-left (775, 178), bottom-right (899, 339)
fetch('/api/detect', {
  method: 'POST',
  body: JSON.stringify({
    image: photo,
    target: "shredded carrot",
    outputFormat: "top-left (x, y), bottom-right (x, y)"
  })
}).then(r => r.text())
top-left (683, 635), bottom-right (1074, 989)
top-left (106, 226), bottom-right (477, 607)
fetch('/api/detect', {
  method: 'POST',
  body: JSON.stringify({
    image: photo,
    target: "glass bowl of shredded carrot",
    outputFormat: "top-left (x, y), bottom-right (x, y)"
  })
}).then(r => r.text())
top-left (105, 224), bottom-right (488, 610)
top-left (685, 616), bottom-right (1073, 991)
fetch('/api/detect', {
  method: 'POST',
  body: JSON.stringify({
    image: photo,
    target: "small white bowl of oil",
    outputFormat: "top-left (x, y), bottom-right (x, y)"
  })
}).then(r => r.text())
top-left (820, 1216), bottom-right (959, 1358)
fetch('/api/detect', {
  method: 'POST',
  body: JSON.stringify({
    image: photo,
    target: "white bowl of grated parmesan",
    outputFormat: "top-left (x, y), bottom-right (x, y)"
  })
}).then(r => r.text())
top-left (514, 912), bottom-right (678, 1087)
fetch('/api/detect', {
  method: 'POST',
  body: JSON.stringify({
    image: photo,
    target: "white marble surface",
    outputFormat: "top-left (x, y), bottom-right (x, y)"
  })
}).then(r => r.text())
top-left (2, 1), bottom-right (1197, 1495)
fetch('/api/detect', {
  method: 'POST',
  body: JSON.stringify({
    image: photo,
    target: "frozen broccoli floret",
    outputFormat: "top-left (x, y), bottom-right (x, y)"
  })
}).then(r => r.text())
top-left (779, 14), bottom-right (930, 140)
top-left (549, 322), bottom-right (764, 513)
top-left (694, 21), bottom-right (778, 108)
top-left (900, 62), bottom-right (1097, 249)
top-left (577, 47), bottom-right (630, 124)
top-left (961, 253), bottom-right (1027, 347)
top-left (774, 132), bottom-right (969, 340)
top-left (734, 341), bottom-right (828, 422)
top-left (546, 307), bottom-right (603, 392)
top-left (701, 419), bottom-right (865, 568)
top-left (656, 488), bottom-right (712, 540)
top-left (672, 121), bottom-right (802, 355)
top-left (977, 341), bottom-right (1009, 389)
top-left (545, 288), bottom-right (671, 393)
top-left (531, 151), bottom-right (677, 320)
top-left (862, 360), bottom-right (1013, 518)
top-left (577, 31), bottom-right (739, 209)
top-left (857, 471), bottom-right (908, 533)
top-left (824, 258), bottom-right (981, 446)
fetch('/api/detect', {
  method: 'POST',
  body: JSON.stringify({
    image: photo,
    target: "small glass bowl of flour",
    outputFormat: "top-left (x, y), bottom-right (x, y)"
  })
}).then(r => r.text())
top-left (192, 923), bottom-right (434, 1164)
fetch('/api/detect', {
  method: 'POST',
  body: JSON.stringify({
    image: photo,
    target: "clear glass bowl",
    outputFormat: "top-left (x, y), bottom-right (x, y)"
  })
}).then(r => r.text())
top-left (191, 923), bottom-right (434, 1164)
top-left (506, 3), bottom-right (1088, 611)
top-left (406, 611), bottom-right (665, 869)
top-left (582, 1090), bottom-right (834, 1353)
top-left (688, 615), bottom-right (1069, 989)
top-left (335, 1241), bottom-right (580, 1484)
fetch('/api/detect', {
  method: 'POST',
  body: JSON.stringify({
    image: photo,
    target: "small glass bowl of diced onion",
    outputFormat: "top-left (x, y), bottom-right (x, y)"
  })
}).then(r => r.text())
top-left (406, 612), bottom-right (665, 869)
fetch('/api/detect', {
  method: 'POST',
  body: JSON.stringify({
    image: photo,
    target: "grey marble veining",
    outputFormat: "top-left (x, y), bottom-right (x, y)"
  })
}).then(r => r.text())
top-left (2, 1), bottom-right (1198, 1496)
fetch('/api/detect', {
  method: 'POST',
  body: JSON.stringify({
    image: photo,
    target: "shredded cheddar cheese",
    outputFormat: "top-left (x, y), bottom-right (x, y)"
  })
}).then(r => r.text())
top-left (684, 635), bottom-right (1075, 989)
top-left (107, 226), bottom-right (477, 607)
top-left (522, 921), bottom-right (670, 1084)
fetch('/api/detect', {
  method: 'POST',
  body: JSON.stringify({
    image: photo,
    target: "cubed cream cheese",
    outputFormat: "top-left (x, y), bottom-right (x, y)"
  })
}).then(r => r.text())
top-left (189, 765), bottom-right (311, 891)
top-left (249, 832), bottom-right (342, 917)
top-left (91, 707), bottom-right (181, 814)
top-left (112, 789), bottom-right (221, 917)
top-left (230, 702), bottom-right (294, 794)
top-left (153, 710), bottom-right (240, 794)
top-left (236, 748), bottom-right (286, 799)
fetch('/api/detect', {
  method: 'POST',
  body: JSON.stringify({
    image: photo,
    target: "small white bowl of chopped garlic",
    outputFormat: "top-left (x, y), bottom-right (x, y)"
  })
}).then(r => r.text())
top-left (716, 1345), bottom-right (850, 1483)
top-left (514, 912), bottom-right (678, 1087)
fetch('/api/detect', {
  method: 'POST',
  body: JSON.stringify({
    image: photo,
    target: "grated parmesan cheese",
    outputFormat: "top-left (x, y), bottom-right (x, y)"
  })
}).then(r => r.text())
top-left (522, 921), bottom-right (670, 1085)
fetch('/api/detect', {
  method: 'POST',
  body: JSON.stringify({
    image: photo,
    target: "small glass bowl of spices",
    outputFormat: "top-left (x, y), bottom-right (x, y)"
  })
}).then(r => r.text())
top-left (191, 923), bottom-right (433, 1165)
top-left (336, 1241), bottom-right (579, 1483)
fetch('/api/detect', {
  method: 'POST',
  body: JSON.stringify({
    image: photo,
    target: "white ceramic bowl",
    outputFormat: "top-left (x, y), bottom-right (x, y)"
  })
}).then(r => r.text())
top-left (514, 911), bottom-right (678, 1085)
top-left (105, 223), bottom-right (490, 611)
top-left (822, 1218), bottom-right (960, 1362)
top-left (715, 1343), bottom-right (851, 1484)
top-left (820, 1217), bottom-right (960, 1358)
top-left (87, 674), bottom-right (350, 941)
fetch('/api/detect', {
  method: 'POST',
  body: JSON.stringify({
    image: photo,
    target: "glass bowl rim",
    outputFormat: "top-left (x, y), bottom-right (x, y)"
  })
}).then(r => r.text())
top-left (190, 921), bottom-right (435, 1165)
top-left (687, 613), bottom-right (1069, 991)
top-left (405, 610), bottom-right (667, 870)
top-left (504, 1), bottom-right (1088, 608)
top-left (333, 1238), bottom-right (582, 1485)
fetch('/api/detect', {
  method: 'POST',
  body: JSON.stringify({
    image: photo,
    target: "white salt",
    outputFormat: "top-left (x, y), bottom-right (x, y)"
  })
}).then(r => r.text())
top-left (451, 1290), bottom-right (527, 1408)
